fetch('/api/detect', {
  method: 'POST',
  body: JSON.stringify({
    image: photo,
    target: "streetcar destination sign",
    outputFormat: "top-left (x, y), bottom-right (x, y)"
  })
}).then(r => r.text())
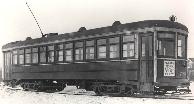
top-left (164, 61), bottom-right (175, 76)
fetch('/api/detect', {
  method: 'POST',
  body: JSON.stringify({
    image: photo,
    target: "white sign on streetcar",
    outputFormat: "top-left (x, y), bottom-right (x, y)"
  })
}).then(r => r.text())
top-left (164, 61), bottom-right (175, 76)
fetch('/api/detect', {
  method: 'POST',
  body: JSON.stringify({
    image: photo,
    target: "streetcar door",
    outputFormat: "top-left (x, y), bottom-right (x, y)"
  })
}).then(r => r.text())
top-left (139, 33), bottom-right (154, 92)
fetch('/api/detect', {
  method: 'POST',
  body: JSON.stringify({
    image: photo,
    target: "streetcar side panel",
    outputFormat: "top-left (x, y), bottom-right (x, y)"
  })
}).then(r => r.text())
top-left (11, 61), bottom-right (139, 81)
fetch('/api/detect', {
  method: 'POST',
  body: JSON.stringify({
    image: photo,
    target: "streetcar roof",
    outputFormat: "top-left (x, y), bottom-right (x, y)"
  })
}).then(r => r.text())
top-left (2, 20), bottom-right (188, 50)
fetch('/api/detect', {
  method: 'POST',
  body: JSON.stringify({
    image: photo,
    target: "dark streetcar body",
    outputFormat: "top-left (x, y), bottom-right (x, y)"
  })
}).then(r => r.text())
top-left (2, 20), bottom-right (190, 95)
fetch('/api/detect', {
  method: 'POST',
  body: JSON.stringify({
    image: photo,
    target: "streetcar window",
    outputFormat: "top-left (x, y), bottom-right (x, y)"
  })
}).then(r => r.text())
top-left (39, 46), bottom-right (46, 63)
top-left (75, 41), bottom-right (83, 61)
top-left (12, 50), bottom-right (18, 65)
top-left (109, 37), bottom-right (120, 43)
top-left (123, 35), bottom-right (135, 58)
top-left (86, 40), bottom-right (94, 60)
top-left (123, 43), bottom-right (134, 57)
top-left (98, 46), bottom-right (106, 58)
top-left (25, 48), bottom-right (31, 64)
top-left (109, 37), bottom-right (119, 58)
top-left (157, 32), bottom-right (175, 57)
top-left (86, 40), bottom-right (94, 46)
top-left (123, 35), bottom-right (134, 42)
top-left (65, 50), bottom-right (72, 61)
top-left (148, 35), bottom-right (153, 56)
top-left (110, 45), bottom-right (119, 58)
top-left (4, 52), bottom-right (11, 66)
top-left (158, 33), bottom-right (174, 39)
top-left (10, 52), bottom-right (12, 65)
top-left (4, 53), bottom-right (7, 66)
top-left (19, 49), bottom-right (24, 64)
top-left (65, 43), bottom-right (73, 62)
top-left (4, 53), bottom-right (6, 66)
top-left (75, 41), bottom-right (83, 47)
top-left (86, 47), bottom-right (94, 59)
top-left (56, 44), bottom-right (63, 62)
top-left (32, 47), bottom-right (38, 63)
top-left (177, 35), bottom-right (186, 58)
top-left (47, 45), bottom-right (54, 63)
top-left (65, 43), bottom-right (73, 49)
top-left (7, 53), bottom-right (9, 66)
top-left (75, 48), bottom-right (83, 60)
top-left (97, 39), bottom-right (107, 59)
top-left (141, 41), bottom-right (146, 57)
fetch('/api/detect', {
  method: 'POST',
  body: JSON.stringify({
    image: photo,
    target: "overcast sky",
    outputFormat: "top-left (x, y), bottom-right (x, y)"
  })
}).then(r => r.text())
top-left (0, 0), bottom-right (193, 66)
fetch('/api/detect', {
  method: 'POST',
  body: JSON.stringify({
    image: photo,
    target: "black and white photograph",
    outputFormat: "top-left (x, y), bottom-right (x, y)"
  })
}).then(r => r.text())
top-left (0, 0), bottom-right (194, 104)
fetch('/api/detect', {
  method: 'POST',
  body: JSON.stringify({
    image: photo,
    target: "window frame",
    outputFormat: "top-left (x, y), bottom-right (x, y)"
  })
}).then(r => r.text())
top-left (157, 31), bottom-right (176, 58)
top-left (39, 46), bottom-right (47, 64)
top-left (85, 39), bottom-right (95, 61)
top-left (12, 49), bottom-right (18, 65)
top-left (64, 42), bottom-right (73, 62)
top-left (31, 47), bottom-right (39, 64)
top-left (18, 49), bottom-right (24, 65)
top-left (4, 52), bottom-right (7, 66)
top-left (74, 41), bottom-right (84, 61)
top-left (177, 33), bottom-right (187, 59)
top-left (47, 45), bottom-right (55, 63)
top-left (97, 38), bottom-right (107, 60)
top-left (55, 43), bottom-right (64, 63)
top-left (109, 36), bottom-right (120, 60)
top-left (25, 48), bottom-right (32, 64)
top-left (4, 51), bottom-right (11, 66)
top-left (122, 34), bottom-right (135, 59)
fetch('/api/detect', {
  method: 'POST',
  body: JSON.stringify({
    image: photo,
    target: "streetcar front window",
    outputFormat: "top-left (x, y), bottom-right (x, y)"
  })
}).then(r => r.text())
top-left (157, 32), bottom-right (175, 57)
top-left (177, 34), bottom-right (186, 58)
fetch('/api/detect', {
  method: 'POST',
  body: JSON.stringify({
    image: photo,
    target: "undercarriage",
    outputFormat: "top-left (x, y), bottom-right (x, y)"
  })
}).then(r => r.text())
top-left (4, 79), bottom-right (191, 97)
